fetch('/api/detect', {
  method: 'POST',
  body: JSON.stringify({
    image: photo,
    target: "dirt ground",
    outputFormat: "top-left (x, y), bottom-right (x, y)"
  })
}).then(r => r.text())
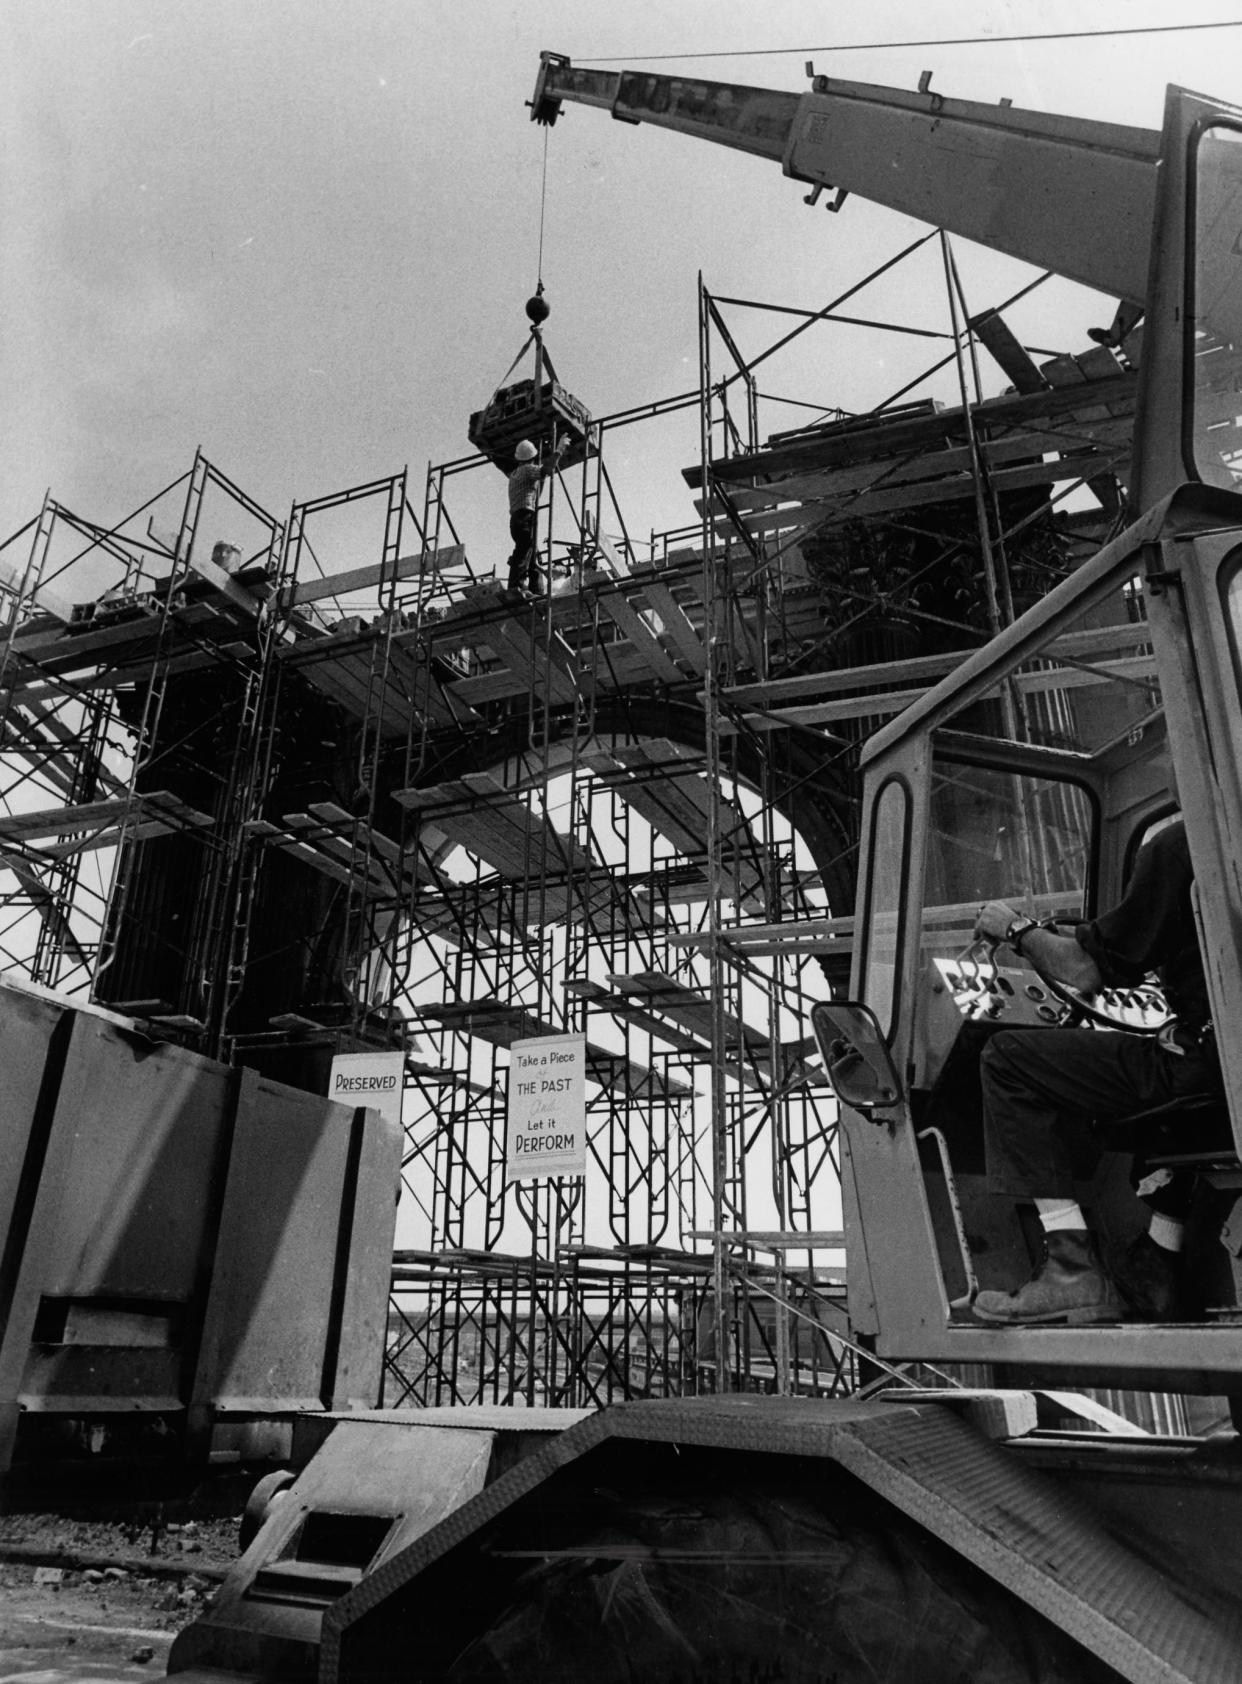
top-left (0, 1511), bottom-right (239, 1683)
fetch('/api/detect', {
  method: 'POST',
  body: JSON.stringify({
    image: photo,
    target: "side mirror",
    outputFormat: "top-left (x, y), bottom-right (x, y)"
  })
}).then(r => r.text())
top-left (810, 1001), bottom-right (904, 1114)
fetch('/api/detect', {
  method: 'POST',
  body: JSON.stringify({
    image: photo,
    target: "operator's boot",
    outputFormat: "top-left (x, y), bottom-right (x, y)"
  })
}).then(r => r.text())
top-left (1110, 1231), bottom-right (1189, 1321)
top-left (972, 1229), bottom-right (1122, 1326)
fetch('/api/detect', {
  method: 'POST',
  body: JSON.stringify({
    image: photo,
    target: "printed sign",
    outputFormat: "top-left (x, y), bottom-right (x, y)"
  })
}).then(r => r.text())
top-left (328, 1051), bottom-right (405, 1130)
top-left (505, 1034), bottom-right (587, 1182)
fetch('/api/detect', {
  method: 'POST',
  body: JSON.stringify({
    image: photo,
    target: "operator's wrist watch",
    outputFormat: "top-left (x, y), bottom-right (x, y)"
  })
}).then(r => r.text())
top-left (1004, 914), bottom-right (1038, 956)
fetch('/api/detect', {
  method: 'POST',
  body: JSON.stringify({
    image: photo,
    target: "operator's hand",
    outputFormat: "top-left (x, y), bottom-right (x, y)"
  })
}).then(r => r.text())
top-left (973, 900), bottom-right (1017, 945)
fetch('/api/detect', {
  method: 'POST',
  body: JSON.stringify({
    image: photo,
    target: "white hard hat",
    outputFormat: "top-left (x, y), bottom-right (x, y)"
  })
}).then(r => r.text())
top-left (514, 439), bottom-right (538, 462)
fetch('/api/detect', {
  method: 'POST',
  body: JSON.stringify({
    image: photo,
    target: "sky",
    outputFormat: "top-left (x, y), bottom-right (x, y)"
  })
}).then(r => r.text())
top-left (4, 0), bottom-right (1242, 590)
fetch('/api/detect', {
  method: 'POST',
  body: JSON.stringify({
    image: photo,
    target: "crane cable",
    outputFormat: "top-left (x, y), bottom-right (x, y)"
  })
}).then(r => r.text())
top-left (483, 127), bottom-right (554, 411)
top-left (537, 121), bottom-right (550, 291)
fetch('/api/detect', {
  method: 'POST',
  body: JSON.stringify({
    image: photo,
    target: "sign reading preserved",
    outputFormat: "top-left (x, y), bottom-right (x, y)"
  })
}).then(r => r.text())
top-left (328, 1051), bottom-right (405, 1131)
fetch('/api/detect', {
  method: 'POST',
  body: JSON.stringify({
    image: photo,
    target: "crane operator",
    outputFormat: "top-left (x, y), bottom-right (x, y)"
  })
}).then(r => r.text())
top-left (967, 803), bottom-right (1220, 1326)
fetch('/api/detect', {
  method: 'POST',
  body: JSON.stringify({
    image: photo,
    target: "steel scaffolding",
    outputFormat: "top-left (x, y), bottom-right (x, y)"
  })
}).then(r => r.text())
top-left (0, 231), bottom-right (1133, 1407)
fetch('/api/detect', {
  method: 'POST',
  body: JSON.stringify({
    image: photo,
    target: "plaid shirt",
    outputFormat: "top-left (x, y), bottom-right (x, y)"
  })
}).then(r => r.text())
top-left (508, 461), bottom-right (545, 515)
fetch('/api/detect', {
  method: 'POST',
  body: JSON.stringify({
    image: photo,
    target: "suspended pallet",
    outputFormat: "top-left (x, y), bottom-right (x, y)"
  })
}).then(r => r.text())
top-left (468, 377), bottom-right (595, 475)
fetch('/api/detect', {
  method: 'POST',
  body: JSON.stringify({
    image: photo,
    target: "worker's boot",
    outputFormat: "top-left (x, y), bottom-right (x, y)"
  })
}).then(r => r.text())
top-left (972, 1229), bottom-right (1122, 1326)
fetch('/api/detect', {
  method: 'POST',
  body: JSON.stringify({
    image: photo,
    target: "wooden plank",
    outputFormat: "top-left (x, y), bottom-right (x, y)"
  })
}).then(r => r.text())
top-left (720, 650), bottom-right (1161, 734)
top-left (424, 796), bottom-right (536, 878)
top-left (445, 668), bottom-right (529, 706)
top-left (564, 978), bottom-right (709, 1056)
top-left (412, 1000), bottom-right (556, 1047)
top-left (614, 745), bottom-right (757, 857)
top-left (60, 641), bottom-right (253, 697)
top-left (458, 773), bottom-right (594, 877)
top-left (436, 818), bottom-right (525, 879)
top-left (31, 813), bottom-right (202, 860)
top-left (145, 791), bottom-right (215, 826)
top-left (186, 549), bottom-right (263, 617)
top-left (614, 780), bottom-right (706, 857)
top-left (0, 797), bottom-right (138, 837)
top-left (395, 777), bottom-right (596, 882)
top-left (307, 804), bottom-right (411, 874)
top-left (391, 782), bottom-right (456, 814)
top-left (0, 791), bottom-right (208, 842)
top-left (669, 924), bottom-right (852, 963)
top-left (269, 838), bottom-right (361, 889)
top-left (606, 970), bottom-right (769, 1051)
top-left (412, 1002), bottom-right (689, 1094)
top-left (639, 582), bottom-right (707, 675)
top-left (11, 610), bottom-right (159, 667)
top-left (280, 544), bottom-right (464, 610)
top-left (688, 368), bottom-right (1138, 489)
top-left (718, 687), bottom-right (927, 734)
top-left (442, 636), bottom-right (654, 705)
top-left (280, 813), bottom-right (396, 894)
top-left (722, 448), bottom-right (1128, 543)
top-left (492, 621), bottom-right (581, 705)
top-left (583, 740), bottom-right (768, 869)
top-left (243, 821), bottom-right (364, 890)
top-left (720, 621), bottom-right (1151, 708)
top-left (584, 1048), bottom-right (695, 1102)
top-left (713, 418), bottom-right (1132, 513)
top-left (593, 589), bottom-right (687, 684)
top-left (584, 641), bottom-right (664, 693)
top-left (972, 309), bottom-right (1047, 393)
top-left (385, 642), bottom-right (480, 727)
top-left (298, 657), bottom-right (376, 716)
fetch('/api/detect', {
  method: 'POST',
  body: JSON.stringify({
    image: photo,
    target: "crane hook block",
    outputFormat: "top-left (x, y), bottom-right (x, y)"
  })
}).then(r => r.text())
top-left (526, 292), bottom-right (551, 326)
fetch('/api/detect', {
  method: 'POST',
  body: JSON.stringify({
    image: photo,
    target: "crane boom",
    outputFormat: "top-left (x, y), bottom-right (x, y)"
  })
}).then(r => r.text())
top-left (531, 53), bottom-right (1160, 303)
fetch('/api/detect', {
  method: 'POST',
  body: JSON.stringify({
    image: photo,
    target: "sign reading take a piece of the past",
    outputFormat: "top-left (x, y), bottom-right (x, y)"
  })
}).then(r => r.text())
top-left (328, 1051), bottom-right (405, 1130)
top-left (505, 1034), bottom-right (587, 1182)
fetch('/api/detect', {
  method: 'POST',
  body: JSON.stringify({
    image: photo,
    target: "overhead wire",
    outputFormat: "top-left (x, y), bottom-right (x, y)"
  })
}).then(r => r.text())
top-left (583, 19), bottom-right (1242, 63)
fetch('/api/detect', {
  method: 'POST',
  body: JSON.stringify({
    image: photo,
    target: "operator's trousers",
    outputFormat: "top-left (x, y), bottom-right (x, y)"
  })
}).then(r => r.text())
top-left (981, 1025), bottom-right (1220, 1213)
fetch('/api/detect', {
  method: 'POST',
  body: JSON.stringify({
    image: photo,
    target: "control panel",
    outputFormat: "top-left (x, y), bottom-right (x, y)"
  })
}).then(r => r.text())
top-left (914, 953), bottom-right (1171, 1088)
top-left (933, 956), bottom-right (1169, 1032)
top-left (934, 957), bottom-right (1069, 1027)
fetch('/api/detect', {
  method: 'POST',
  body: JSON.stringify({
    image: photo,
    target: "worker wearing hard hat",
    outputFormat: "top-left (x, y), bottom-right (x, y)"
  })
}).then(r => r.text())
top-left (507, 436), bottom-right (568, 596)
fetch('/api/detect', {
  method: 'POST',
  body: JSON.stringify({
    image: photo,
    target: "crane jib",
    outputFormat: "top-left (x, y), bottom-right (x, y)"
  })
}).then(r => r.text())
top-left (532, 53), bottom-right (1160, 302)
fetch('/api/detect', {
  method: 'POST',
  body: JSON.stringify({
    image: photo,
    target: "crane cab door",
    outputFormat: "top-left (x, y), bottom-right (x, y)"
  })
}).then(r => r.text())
top-left (1129, 87), bottom-right (1242, 1164)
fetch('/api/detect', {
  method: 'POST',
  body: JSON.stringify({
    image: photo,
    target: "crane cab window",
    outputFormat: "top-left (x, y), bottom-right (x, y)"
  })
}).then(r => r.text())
top-left (859, 777), bottom-right (911, 1039)
top-left (915, 757), bottom-right (1095, 1083)
top-left (925, 759), bottom-right (1094, 937)
top-left (1216, 551), bottom-right (1242, 703)
top-left (1189, 122), bottom-right (1242, 491)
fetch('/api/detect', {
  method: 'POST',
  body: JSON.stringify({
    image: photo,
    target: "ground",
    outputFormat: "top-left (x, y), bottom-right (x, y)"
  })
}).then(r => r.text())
top-left (0, 1510), bottom-right (239, 1684)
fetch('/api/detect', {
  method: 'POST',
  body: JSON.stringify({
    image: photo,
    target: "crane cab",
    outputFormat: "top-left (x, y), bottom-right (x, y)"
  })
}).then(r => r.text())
top-left (822, 84), bottom-right (1242, 1397)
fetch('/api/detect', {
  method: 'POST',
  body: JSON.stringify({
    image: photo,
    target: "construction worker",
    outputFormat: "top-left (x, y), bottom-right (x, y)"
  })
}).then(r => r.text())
top-left (507, 436), bottom-right (567, 596)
